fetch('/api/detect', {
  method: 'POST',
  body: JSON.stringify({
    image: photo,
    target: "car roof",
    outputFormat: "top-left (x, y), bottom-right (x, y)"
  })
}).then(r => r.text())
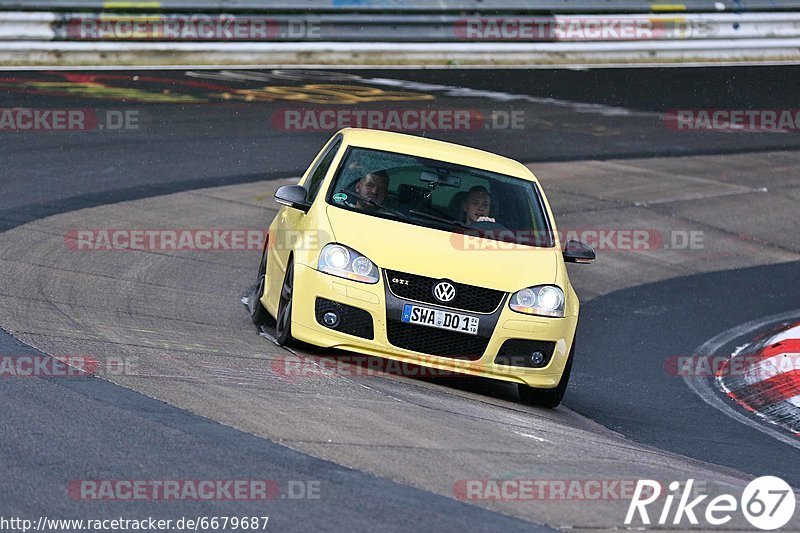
top-left (337, 128), bottom-right (537, 182)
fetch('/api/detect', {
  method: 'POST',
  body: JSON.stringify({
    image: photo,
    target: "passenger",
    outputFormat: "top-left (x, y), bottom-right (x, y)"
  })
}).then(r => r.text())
top-left (462, 186), bottom-right (495, 224)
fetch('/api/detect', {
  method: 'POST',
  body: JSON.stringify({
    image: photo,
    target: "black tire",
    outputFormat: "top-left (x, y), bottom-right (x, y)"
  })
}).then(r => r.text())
top-left (518, 341), bottom-right (575, 408)
top-left (275, 259), bottom-right (295, 346)
top-left (250, 244), bottom-right (272, 326)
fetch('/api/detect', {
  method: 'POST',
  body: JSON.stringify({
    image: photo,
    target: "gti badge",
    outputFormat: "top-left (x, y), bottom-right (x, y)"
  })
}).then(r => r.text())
top-left (433, 281), bottom-right (456, 303)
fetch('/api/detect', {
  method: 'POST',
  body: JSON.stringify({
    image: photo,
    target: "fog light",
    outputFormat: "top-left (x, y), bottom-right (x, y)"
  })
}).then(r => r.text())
top-left (530, 351), bottom-right (545, 366)
top-left (322, 311), bottom-right (339, 328)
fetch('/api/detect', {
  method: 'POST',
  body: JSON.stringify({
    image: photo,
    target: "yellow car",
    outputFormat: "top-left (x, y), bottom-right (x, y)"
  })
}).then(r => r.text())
top-left (251, 128), bottom-right (594, 407)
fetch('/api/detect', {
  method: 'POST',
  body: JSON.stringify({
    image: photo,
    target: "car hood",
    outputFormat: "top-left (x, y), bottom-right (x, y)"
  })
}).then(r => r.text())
top-left (325, 206), bottom-right (558, 292)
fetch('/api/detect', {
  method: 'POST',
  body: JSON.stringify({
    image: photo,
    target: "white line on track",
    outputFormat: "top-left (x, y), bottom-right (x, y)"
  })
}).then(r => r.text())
top-left (513, 431), bottom-right (548, 442)
top-left (633, 187), bottom-right (769, 207)
top-left (0, 64), bottom-right (657, 120)
top-left (182, 67), bottom-right (658, 118)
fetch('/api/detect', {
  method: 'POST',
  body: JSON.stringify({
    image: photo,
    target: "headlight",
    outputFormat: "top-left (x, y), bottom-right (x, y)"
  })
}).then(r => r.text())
top-left (318, 243), bottom-right (379, 284)
top-left (323, 245), bottom-right (350, 270)
top-left (509, 285), bottom-right (564, 318)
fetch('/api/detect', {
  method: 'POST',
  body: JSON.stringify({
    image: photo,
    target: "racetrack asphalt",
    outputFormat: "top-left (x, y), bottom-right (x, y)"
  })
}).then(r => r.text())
top-left (1, 67), bottom-right (799, 530)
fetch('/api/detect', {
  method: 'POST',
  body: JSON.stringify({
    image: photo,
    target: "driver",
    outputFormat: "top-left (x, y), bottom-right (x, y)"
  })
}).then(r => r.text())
top-left (462, 186), bottom-right (496, 225)
top-left (353, 170), bottom-right (389, 210)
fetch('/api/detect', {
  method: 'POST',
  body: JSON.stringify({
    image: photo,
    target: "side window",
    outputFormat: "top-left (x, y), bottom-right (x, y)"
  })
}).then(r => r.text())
top-left (306, 139), bottom-right (341, 202)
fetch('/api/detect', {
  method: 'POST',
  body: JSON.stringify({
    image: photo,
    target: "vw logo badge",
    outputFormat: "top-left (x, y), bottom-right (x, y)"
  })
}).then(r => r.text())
top-left (433, 281), bottom-right (456, 303)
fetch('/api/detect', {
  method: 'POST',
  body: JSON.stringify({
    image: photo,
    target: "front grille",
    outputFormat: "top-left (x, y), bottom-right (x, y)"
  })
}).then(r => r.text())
top-left (315, 298), bottom-right (374, 340)
top-left (494, 339), bottom-right (556, 368)
top-left (386, 319), bottom-right (489, 360)
top-left (385, 270), bottom-right (505, 313)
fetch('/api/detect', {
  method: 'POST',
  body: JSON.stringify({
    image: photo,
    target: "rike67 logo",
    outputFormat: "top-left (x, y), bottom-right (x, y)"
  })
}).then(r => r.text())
top-left (626, 477), bottom-right (796, 530)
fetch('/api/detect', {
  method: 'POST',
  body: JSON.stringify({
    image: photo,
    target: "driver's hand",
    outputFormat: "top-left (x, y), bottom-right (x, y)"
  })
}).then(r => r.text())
top-left (477, 216), bottom-right (496, 223)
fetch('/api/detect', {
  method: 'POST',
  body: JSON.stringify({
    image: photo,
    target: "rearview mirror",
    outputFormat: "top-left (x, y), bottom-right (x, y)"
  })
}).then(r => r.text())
top-left (563, 239), bottom-right (595, 264)
top-left (419, 171), bottom-right (461, 188)
top-left (274, 185), bottom-right (311, 213)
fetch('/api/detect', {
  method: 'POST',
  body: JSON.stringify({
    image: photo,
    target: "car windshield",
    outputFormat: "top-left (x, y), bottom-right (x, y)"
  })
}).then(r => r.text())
top-left (326, 147), bottom-right (554, 247)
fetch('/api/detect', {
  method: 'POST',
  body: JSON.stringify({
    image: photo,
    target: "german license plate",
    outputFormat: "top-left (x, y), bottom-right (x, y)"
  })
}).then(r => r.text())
top-left (401, 304), bottom-right (479, 335)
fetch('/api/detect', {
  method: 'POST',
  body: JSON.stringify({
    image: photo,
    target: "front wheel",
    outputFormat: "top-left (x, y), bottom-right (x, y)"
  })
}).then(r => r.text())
top-left (250, 244), bottom-right (272, 326)
top-left (275, 259), bottom-right (295, 346)
top-left (518, 341), bottom-right (574, 408)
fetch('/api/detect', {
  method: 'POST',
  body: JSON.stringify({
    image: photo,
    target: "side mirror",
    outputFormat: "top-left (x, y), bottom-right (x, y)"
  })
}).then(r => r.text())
top-left (563, 239), bottom-right (595, 264)
top-left (274, 185), bottom-right (311, 213)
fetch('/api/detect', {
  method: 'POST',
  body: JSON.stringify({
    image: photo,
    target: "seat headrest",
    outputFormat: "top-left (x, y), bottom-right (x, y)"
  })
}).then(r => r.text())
top-left (447, 191), bottom-right (469, 221)
top-left (397, 184), bottom-right (429, 207)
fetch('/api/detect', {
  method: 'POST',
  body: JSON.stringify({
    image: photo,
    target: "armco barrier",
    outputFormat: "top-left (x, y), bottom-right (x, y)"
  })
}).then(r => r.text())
top-left (4, 11), bottom-right (800, 42)
top-left (2, 2), bottom-right (800, 64)
top-left (2, 0), bottom-right (800, 14)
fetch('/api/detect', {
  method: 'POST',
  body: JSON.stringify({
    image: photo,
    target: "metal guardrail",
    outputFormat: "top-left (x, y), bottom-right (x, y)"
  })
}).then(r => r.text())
top-left (4, 11), bottom-right (800, 41)
top-left (2, 0), bottom-right (800, 13)
top-left (2, 1), bottom-right (800, 64)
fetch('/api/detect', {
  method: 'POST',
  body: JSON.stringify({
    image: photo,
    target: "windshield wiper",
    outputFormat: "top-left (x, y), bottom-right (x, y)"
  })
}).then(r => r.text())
top-left (408, 210), bottom-right (491, 237)
top-left (340, 190), bottom-right (405, 219)
top-left (408, 210), bottom-right (468, 229)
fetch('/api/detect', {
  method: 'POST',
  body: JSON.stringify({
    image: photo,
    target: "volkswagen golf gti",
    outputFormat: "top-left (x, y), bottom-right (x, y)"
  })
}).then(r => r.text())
top-left (251, 128), bottom-right (594, 407)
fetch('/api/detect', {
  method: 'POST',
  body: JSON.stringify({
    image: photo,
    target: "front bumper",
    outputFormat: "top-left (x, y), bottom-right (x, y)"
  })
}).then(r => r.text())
top-left (290, 263), bottom-right (577, 388)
